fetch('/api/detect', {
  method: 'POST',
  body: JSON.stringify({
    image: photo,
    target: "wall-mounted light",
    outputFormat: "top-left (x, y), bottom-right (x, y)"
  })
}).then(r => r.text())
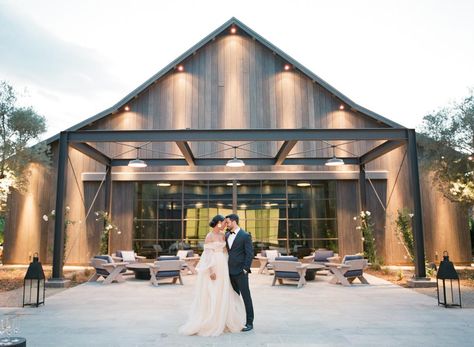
top-left (339, 104), bottom-right (345, 110)
top-left (124, 105), bottom-right (130, 111)
top-left (230, 26), bottom-right (237, 34)
top-left (284, 64), bottom-right (291, 71)
top-left (177, 65), bottom-right (184, 72)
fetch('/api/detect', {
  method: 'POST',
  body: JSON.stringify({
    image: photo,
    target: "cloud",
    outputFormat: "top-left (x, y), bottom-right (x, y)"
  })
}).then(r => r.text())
top-left (0, 3), bottom-right (124, 96)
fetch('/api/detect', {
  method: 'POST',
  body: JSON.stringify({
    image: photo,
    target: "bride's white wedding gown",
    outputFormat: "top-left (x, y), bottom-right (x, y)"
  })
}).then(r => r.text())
top-left (179, 241), bottom-right (246, 336)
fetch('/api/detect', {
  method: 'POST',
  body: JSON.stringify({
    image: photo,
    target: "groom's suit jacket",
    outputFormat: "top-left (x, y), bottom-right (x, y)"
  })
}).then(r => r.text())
top-left (226, 229), bottom-right (254, 276)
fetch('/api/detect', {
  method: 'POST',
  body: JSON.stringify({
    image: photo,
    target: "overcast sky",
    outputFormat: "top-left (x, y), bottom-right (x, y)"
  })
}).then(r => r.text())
top-left (1, 0), bottom-right (473, 140)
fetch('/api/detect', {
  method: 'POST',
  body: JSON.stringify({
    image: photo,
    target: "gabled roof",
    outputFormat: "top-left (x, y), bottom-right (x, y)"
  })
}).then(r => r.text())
top-left (46, 17), bottom-right (404, 144)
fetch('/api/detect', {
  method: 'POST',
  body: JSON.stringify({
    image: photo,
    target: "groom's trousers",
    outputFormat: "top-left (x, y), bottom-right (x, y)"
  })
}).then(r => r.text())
top-left (230, 272), bottom-right (254, 325)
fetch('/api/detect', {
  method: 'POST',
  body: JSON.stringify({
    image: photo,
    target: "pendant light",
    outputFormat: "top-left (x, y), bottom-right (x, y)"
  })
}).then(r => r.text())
top-left (128, 147), bottom-right (147, 168)
top-left (325, 145), bottom-right (344, 166)
top-left (226, 147), bottom-right (245, 167)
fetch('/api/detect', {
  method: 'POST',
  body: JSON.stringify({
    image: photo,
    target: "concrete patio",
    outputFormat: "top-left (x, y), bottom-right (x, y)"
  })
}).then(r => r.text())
top-left (1, 271), bottom-right (473, 347)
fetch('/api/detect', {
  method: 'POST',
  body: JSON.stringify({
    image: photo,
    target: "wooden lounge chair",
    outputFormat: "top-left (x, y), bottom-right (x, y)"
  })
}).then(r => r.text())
top-left (270, 257), bottom-right (309, 289)
top-left (176, 250), bottom-right (200, 275)
top-left (149, 259), bottom-right (184, 286)
top-left (255, 249), bottom-right (281, 275)
top-left (89, 255), bottom-right (128, 285)
top-left (112, 250), bottom-right (146, 263)
top-left (325, 255), bottom-right (369, 286)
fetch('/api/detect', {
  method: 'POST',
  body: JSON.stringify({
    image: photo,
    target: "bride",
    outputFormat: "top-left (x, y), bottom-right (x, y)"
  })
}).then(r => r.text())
top-left (179, 215), bottom-right (246, 336)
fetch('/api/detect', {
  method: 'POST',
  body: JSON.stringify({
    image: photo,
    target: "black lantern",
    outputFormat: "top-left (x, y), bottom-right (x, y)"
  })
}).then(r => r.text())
top-left (23, 252), bottom-right (46, 307)
top-left (436, 251), bottom-right (462, 308)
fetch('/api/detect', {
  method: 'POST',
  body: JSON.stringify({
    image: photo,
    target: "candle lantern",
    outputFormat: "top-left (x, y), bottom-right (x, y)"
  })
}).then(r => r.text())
top-left (436, 251), bottom-right (462, 308)
top-left (23, 252), bottom-right (46, 307)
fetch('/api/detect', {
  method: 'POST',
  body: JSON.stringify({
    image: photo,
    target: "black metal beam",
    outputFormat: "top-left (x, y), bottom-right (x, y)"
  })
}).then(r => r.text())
top-left (68, 128), bottom-right (408, 143)
top-left (110, 157), bottom-right (360, 167)
top-left (176, 141), bottom-right (195, 166)
top-left (104, 166), bottom-right (112, 216)
top-left (359, 164), bottom-right (367, 212)
top-left (359, 140), bottom-right (406, 165)
top-left (275, 140), bottom-right (298, 165)
top-left (52, 132), bottom-right (69, 280)
top-left (69, 142), bottom-right (111, 166)
top-left (407, 129), bottom-right (426, 278)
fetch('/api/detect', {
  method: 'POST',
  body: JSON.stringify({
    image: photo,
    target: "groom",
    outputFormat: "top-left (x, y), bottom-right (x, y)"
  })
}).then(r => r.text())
top-left (225, 214), bottom-right (254, 332)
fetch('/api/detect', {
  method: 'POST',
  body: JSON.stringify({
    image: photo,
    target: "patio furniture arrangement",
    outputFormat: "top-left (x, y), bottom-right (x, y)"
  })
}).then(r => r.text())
top-left (149, 259), bottom-right (184, 286)
top-left (325, 255), bottom-right (369, 286)
top-left (255, 249), bottom-right (281, 274)
top-left (270, 256), bottom-right (309, 289)
top-left (89, 255), bottom-right (128, 284)
top-left (176, 250), bottom-right (200, 275)
top-left (112, 250), bottom-right (146, 263)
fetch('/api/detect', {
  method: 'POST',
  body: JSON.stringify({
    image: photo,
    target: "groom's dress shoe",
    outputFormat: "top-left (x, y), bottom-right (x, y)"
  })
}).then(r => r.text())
top-left (242, 324), bottom-right (253, 332)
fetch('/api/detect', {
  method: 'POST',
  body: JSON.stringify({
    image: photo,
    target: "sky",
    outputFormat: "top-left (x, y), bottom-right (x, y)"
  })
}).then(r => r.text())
top-left (1, 0), bottom-right (473, 140)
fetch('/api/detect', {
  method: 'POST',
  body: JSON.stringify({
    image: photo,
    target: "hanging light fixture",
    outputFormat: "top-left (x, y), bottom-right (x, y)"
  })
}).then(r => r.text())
top-left (128, 147), bottom-right (147, 168)
top-left (325, 145), bottom-right (344, 166)
top-left (226, 147), bottom-right (245, 167)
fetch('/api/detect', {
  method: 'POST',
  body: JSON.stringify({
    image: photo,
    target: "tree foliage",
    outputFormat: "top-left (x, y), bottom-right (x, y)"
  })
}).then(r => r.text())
top-left (418, 92), bottom-right (474, 206)
top-left (0, 81), bottom-right (50, 214)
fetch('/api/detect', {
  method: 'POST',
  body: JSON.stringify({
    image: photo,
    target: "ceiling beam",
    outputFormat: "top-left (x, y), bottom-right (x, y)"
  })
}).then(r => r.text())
top-left (68, 128), bottom-right (409, 143)
top-left (176, 141), bottom-right (195, 166)
top-left (359, 140), bottom-right (406, 165)
top-left (111, 157), bottom-right (360, 167)
top-left (70, 142), bottom-right (111, 166)
top-left (275, 140), bottom-right (298, 165)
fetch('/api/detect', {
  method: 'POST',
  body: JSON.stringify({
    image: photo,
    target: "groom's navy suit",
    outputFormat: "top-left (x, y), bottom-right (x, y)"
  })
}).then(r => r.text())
top-left (226, 228), bottom-right (254, 326)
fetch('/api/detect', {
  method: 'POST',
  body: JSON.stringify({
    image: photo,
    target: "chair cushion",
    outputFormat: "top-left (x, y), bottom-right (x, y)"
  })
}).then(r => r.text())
top-left (176, 250), bottom-right (189, 260)
top-left (275, 256), bottom-right (298, 262)
top-left (343, 255), bottom-right (364, 263)
top-left (314, 250), bottom-right (334, 262)
top-left (115, 251), bottom-right (123, 258)
top-left (94, 255), bottom-right (113, 263)
top-left (344, 269), bottom-right (363, 278)
top-left (261, 250), bottom-right (266, 257)
top-left (120, 251), bottom-right (136, 262)
top-left (156, 270), bottom-right (180, 277)
top-left (186, 250), bottom-right (194, 257)
top-left (157, 256), bottom-right (180, 261)
top-left (275, 271), bottom-right (300, 279)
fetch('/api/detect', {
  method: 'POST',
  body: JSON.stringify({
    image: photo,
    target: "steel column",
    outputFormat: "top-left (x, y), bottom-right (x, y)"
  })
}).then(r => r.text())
top-left (407, 129), bottom-right (427, 278)
top-left (359, 164), bottom-right (367, 212)
top-left (104, 166), bottom-right (112, 216)
top-left (52, 131), bottom-right (69, 279)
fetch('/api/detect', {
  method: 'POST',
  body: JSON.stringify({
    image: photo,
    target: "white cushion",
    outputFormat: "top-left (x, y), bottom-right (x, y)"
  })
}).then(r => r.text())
top-left (176, 250), bottom-right (189, 260)
top-left (266, 250), bottom-right (279, 261)
top-left (120, 251), bottom-right (136, 262)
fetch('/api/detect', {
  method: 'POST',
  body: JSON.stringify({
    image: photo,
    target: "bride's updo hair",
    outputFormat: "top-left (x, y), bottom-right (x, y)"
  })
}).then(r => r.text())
top-left (209, 214), bottom-right (225, 228)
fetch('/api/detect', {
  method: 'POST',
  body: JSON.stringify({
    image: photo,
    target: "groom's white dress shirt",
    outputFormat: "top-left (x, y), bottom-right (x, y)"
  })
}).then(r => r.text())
top-left (227, 227), bottom-right (240, 249)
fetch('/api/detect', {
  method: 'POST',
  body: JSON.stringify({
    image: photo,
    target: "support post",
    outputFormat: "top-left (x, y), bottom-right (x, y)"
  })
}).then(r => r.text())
top-left (104, 166), bottom-right (112, 216)
top-left (50, 132), bottom-right (69, 286)
top-left (104, 166), bottom-right (112, 253)
top-left (358, 164), bottom-right (367, 213)
top-left (407, 129), bottom-right (427, 279)
top-left (232, 179), bottom-right (237, 214)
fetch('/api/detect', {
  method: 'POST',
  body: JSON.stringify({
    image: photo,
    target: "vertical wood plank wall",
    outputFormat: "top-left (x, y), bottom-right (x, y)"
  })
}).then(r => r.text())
top-left (3, 32), bottom-right (470, 264)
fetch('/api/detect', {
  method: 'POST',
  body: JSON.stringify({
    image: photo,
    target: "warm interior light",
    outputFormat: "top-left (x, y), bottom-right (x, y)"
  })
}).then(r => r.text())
top-left (226, 182), bottom-right (241, 186)
top-left (124, 105), bottom-right (130, 111)
top-left (177, 65), bottom-right (184, 72)
top-left (195, 202), bottom-right (203, 208)
top-left (339, 104), bottom-right (345, 110)
top-left (230, 26), bottom-right (237, 34)
top-left (297, 182), bottom-right (311, 187)
top-left (157, 183), bottom-right (171, 187)
top-left (284, 64), bottom-right (291, 71)
top-left (226, 147), bottom-right (245, 167)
